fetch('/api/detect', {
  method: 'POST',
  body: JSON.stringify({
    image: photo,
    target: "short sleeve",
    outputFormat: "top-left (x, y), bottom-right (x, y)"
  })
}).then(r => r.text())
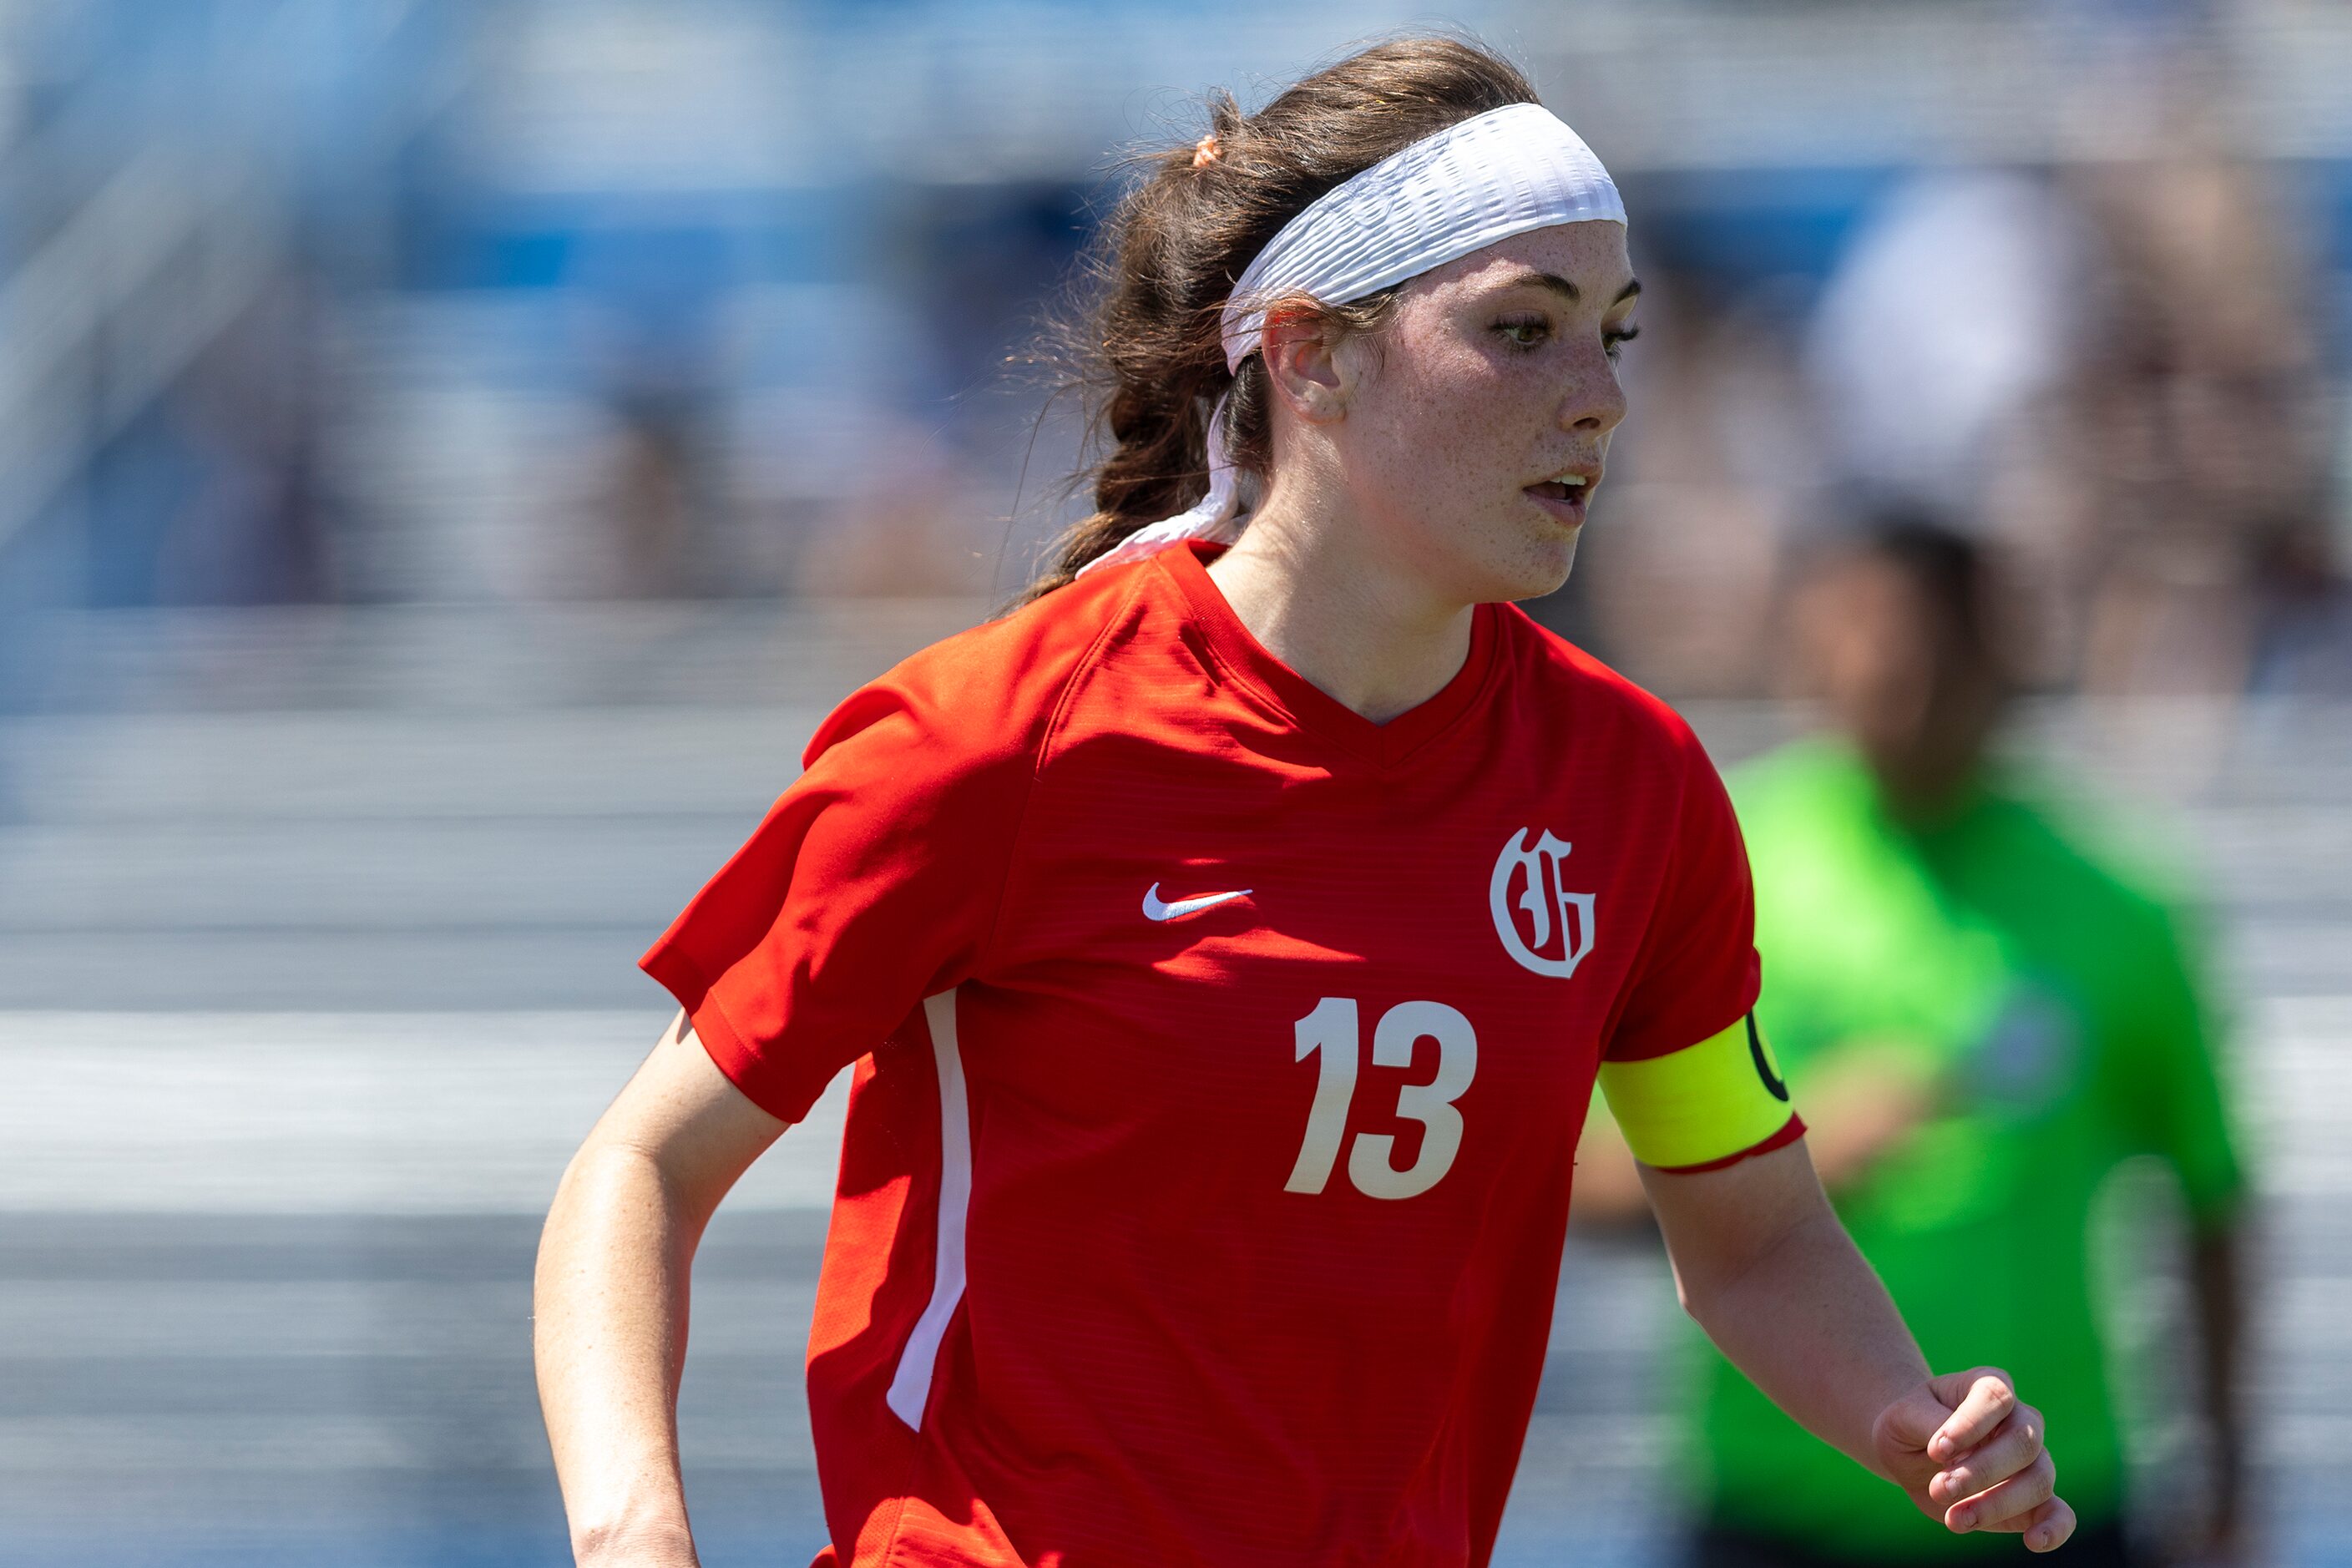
top-left (640, 679), bottom-right (1034, 1124)
top-left (2117, 898), bottom-right (2246, 1225)
top-left (1605, 724), bottom-right (1763, 1064)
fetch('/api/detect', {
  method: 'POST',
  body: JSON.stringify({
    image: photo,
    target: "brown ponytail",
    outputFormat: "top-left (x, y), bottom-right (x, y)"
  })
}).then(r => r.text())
top-left (1020, 36), bottom-right (1538, 600)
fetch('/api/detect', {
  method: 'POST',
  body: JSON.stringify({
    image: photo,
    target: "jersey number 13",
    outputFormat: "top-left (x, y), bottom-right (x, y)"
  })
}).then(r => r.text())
top-left (1285, 997), bottom-right (1478, 1201)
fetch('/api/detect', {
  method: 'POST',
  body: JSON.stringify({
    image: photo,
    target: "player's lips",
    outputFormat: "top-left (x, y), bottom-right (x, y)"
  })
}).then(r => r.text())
top-left (1524, 466), bottom-right (1601, 525)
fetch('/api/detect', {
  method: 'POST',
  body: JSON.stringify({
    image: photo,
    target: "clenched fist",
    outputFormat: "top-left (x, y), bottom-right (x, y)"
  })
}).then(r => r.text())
top-left (1873, 1367), bottom-right (2076, 1552)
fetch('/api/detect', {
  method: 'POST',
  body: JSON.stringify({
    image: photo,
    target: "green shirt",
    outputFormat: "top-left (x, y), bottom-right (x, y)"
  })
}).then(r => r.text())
top-left (1682, 740), bottom-right (2243, 1560)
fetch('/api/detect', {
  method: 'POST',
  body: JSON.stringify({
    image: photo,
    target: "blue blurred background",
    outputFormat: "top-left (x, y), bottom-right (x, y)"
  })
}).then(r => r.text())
top-left (2, 0), bottom-right (2349, 1564)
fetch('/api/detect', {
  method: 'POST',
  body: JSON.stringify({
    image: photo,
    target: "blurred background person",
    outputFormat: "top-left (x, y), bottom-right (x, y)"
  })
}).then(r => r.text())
top-left (1577, 516), bottom-right (2251, 1565)
top-left (2062, 127), bottom-right (2339, 700)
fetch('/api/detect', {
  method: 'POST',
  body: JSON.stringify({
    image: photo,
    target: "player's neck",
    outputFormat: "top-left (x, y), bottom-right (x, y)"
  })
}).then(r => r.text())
top-left (1861, 678), bottom-right (2003, 826)
top-left (1205, 509), bottom-right (1474, 726)
top-left (1865, 730), bottom-right (1994, 825)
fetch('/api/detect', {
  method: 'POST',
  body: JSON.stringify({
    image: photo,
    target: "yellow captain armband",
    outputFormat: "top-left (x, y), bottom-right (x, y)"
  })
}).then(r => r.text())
top-left (1596, 1014), bottom-right (1803, 1173)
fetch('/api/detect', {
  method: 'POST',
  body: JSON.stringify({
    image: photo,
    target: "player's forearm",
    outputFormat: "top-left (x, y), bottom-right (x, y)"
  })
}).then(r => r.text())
top-left (534, 1140), bottom-right (706, 1567)
top-left (2190, 1218), bottom-right (2250, 1520)
top-left (1676, 1201), bottom-right (1929, 1475)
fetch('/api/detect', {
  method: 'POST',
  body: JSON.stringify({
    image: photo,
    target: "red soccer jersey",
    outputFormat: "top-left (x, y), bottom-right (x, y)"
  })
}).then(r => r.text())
top-left (644, 541), bottom-right (1776, 1567)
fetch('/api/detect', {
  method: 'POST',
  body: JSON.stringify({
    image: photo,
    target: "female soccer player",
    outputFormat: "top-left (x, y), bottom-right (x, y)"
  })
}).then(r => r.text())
top-left (535, 38), bottom-right (2076, 1567)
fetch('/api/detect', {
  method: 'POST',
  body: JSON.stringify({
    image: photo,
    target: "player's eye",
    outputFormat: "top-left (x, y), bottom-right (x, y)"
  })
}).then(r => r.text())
top-left (1603, 322), bottom-right (1641, 362)
top-left (1495, 316), bottom-right (1550, 350)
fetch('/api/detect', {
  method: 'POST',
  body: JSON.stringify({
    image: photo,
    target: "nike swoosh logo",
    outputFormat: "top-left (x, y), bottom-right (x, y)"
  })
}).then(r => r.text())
top-left (1141, 883), bottom-right (1252, 922)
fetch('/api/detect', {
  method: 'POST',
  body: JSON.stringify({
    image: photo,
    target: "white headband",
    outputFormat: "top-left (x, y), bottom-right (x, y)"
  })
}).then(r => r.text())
top-left (1080, 101), bottom-right (1626, 576)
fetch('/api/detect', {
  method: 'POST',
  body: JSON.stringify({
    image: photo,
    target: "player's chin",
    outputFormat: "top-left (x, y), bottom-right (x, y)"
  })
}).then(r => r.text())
top-left (1496, 525), bottom-right (1580, 603)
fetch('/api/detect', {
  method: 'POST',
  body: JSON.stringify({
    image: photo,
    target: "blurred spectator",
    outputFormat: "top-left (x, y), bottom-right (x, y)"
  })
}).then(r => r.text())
top-left (571, 381), bottom-right (708, 599)
top-left (564, 220), bottom-right (734, 598)
top-left (105, 268), bottom-right (341, 607)
top-left (1803, 170), bottom-right (2093, 527)
top-left (1576, 518), bottom-right (2251, 1566)
top-left (1799, 167), bottom-right (2102, 691)
top-left (2063, 134), bottom-right (2339, 695)
top-left (1797, 78), bottom-right (2341, 699)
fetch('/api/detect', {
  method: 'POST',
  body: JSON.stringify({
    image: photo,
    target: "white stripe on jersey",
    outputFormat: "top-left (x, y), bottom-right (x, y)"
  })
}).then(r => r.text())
top-left (884, 989), bottom-right (974, 1429)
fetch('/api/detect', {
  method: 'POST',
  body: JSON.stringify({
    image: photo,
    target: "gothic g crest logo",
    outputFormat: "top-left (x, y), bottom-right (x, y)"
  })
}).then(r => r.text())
top-left (1490, 828), bottom-right (1598, 979)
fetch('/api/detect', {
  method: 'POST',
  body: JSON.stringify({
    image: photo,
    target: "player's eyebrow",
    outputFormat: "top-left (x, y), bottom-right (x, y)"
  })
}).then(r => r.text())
top-left (1505, 271), bottom-right (1643, 306)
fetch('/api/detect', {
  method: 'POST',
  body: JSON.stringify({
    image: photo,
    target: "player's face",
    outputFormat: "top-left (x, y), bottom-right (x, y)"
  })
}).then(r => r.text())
top-left (1801, 558), bottom-right (1938, 759)
top-left (1329, 222), bottom-right (1636, 604)
top-left (1797, 554), bottom-right (1999, 803)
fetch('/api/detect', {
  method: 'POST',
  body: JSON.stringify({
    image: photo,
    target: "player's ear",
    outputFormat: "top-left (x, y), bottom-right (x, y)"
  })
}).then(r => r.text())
top-left (1260, 306), bottom-right (1348, 425)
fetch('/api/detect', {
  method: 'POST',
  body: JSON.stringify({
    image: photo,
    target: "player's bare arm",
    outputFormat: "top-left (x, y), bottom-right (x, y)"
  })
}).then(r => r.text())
top-left (536, 1010), bottom-right (785, 1568)
top-left (1571, 1036), bottom-right (1939, 1228)
top-left (1641, 1138), bottom-right (2076, 1552)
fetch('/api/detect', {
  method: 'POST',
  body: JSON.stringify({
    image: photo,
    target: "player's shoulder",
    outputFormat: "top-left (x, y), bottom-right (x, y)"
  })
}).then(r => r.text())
top-left (1985, 762), bottom-right (2200, 927)
top-left (802, 563), bottom-right (1146, 774)
top-left (1494, 604), bottom-right (1714, 770)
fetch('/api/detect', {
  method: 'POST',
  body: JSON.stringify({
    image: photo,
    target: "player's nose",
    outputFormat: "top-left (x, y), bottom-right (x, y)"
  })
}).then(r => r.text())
top-left (1560, 351), bottom-right (1627, 437)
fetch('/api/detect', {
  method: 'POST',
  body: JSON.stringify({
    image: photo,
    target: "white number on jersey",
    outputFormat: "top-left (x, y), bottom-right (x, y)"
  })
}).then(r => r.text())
top-left (1284, 998), bottom-right (1478, 1200)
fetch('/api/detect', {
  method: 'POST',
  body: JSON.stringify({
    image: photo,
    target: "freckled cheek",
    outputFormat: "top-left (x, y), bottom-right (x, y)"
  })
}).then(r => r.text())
top-left (1381, 360), bottom-right (1520, 489)
top-left (1357, 377), bottom-right (1448, 489)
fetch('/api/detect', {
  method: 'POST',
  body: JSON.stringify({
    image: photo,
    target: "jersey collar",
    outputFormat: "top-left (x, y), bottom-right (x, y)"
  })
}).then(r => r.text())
top-left (1156, 540), bottom-right (1502, 770)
